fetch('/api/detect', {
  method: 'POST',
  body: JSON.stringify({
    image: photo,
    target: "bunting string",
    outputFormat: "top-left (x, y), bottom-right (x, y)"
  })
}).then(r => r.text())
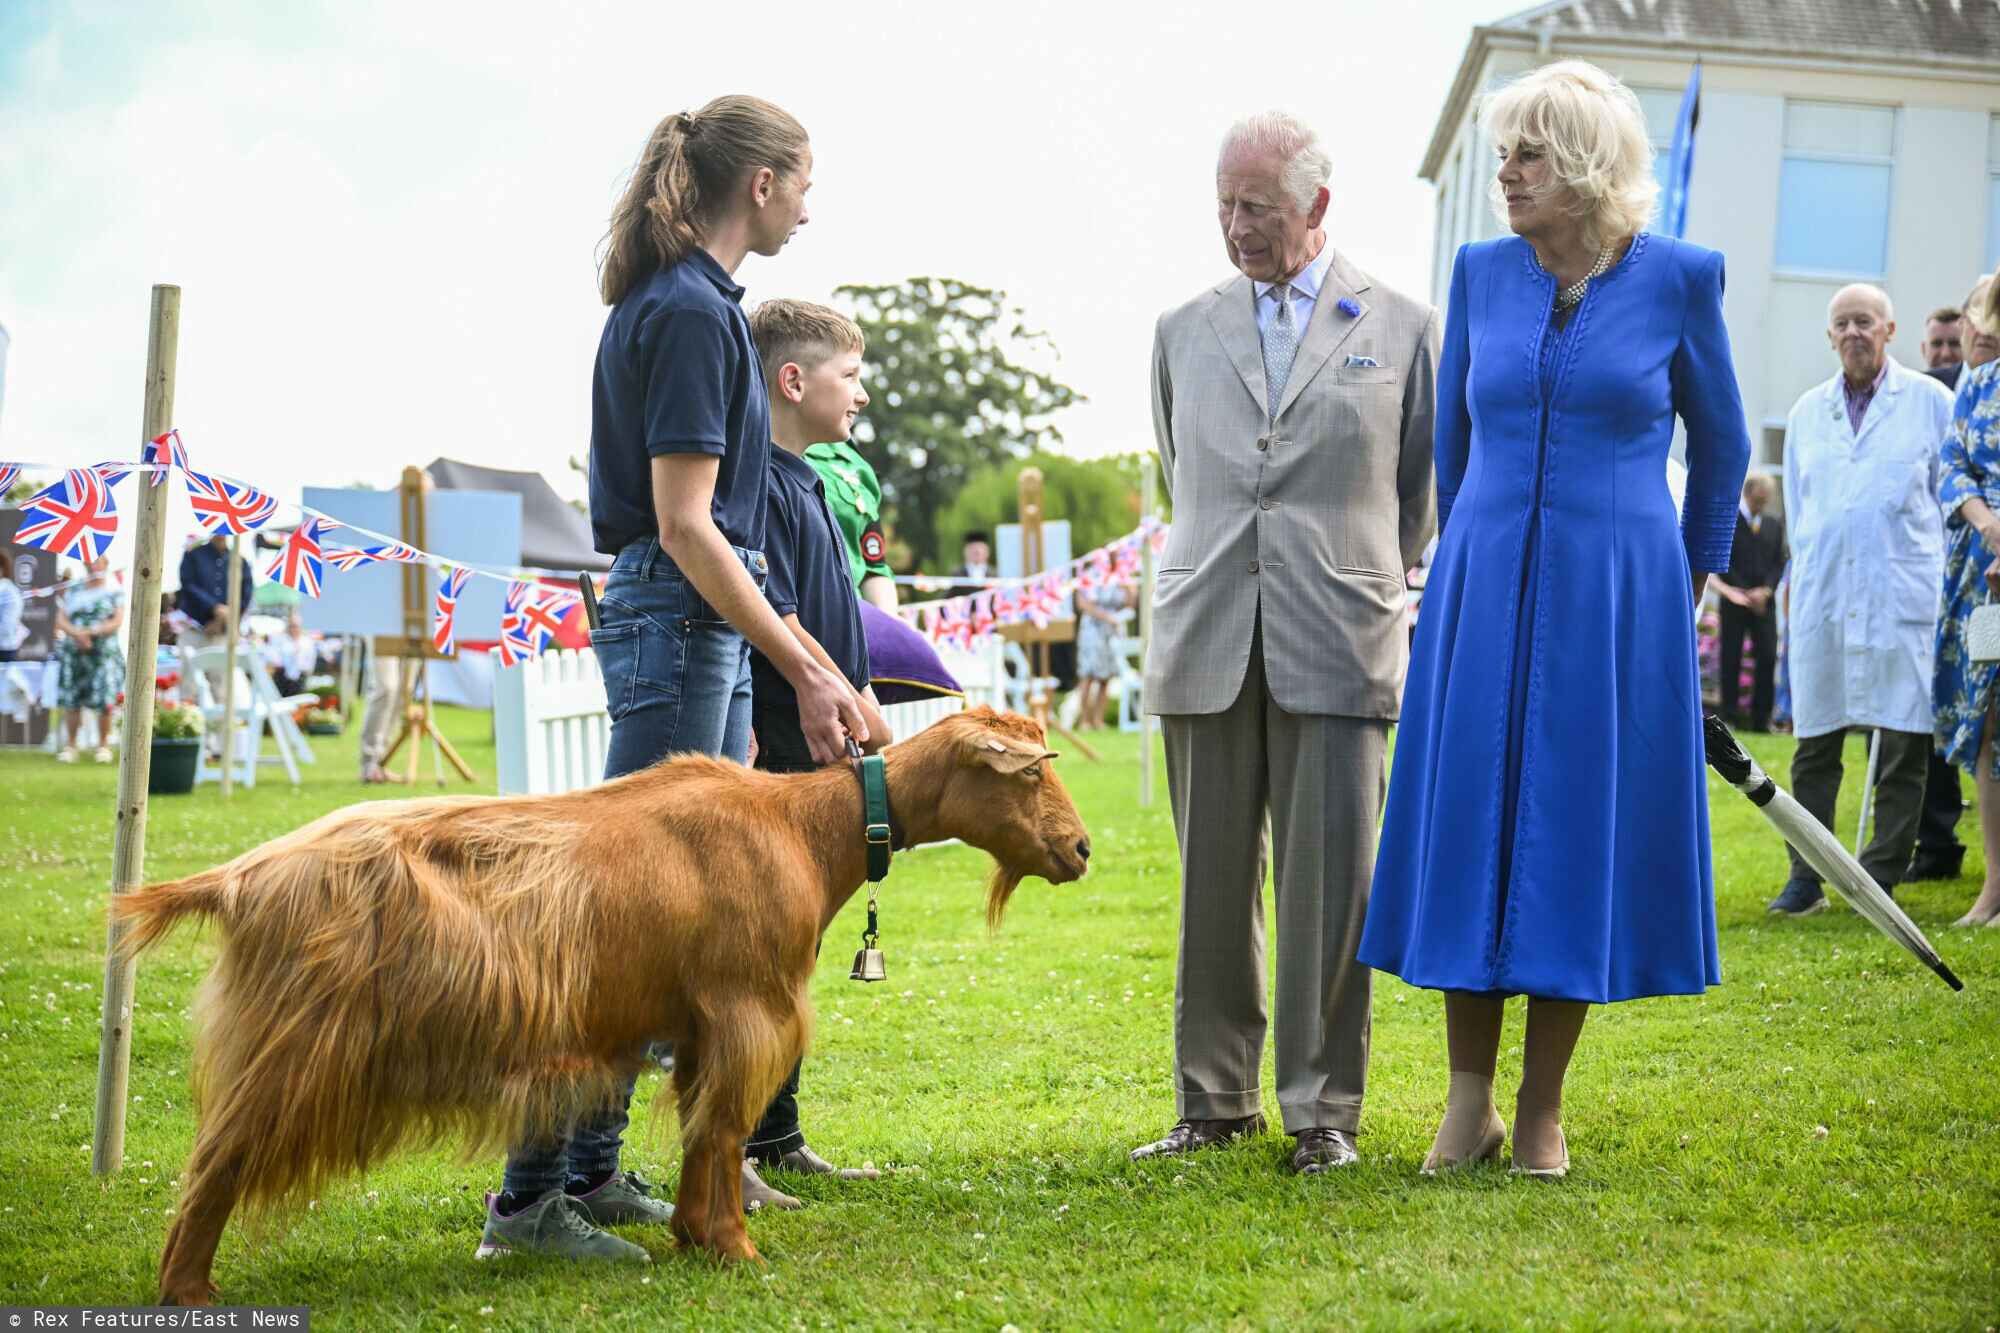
top-left (2, 432), bottom-right (1169, 666)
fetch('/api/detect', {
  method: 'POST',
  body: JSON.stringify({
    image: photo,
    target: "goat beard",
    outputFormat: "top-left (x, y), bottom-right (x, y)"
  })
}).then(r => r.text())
top-left (985, 864), bottom-right (1023, 929)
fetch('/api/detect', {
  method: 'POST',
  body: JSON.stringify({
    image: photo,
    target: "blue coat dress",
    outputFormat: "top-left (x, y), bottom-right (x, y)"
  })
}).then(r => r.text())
top-left (1358, 233), bottom-right (1751, 1004)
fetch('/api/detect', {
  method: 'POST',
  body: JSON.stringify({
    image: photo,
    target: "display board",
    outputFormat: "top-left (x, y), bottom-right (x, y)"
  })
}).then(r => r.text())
top-left (298, 487), bottom-right (520, 641)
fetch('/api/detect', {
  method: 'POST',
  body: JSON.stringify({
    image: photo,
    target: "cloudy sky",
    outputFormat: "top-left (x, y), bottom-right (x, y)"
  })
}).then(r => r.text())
top-left (2, 0), bottom-right (1505, 562)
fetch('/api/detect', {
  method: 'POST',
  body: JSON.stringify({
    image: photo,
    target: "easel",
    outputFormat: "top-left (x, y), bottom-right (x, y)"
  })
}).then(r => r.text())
top-left (1001, 467), bottom-right (1098, 762)
top-left (376, 466), bottom-right (477, 787)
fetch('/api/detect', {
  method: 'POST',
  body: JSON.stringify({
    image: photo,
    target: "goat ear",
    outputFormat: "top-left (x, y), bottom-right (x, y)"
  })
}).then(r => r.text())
top-left (977, 736), bottom-right (1046, 774)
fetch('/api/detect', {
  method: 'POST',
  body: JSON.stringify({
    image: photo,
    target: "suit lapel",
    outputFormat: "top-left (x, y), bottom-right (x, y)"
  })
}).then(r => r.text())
top-left (1201, 275), bottom-right (1268, 416)
top-left (1275, 247), bottom-right (1371, 421)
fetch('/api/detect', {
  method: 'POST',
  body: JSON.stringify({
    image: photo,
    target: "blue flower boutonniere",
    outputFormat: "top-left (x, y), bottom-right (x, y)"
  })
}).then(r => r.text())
top-left (1337, 297), bottom-right (1361, 318)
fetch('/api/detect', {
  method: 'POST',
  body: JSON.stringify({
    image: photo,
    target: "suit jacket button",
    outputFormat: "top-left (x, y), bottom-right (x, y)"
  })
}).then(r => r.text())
top-left (1248, 560), bottom-right (1260, 574)
top-left (1256, 436), bottom-right (1269, 451)
top-left (1260, 498), bottom-right (1277, 510)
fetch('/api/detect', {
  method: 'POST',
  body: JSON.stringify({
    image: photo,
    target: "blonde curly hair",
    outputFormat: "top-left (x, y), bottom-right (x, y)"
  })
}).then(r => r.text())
top-left (1482, 60), bottom-right (1659, 249)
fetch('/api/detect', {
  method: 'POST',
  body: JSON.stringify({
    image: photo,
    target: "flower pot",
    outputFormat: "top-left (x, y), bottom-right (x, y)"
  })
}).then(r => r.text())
top-left (149, 736), bottom-right (202, 795)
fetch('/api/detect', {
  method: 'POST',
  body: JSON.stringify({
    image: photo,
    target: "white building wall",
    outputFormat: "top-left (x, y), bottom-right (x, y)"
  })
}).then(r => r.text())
top-left (1426, 45), bottom-right (2000, 482)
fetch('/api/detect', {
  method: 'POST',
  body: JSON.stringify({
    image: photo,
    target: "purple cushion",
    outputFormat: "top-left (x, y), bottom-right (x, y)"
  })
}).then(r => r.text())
top-left (861, 602), bottom-right (961, 704)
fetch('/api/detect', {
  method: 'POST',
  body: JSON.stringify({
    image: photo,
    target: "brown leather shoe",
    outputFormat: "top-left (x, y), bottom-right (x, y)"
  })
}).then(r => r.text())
top-left (1129, 1114), bottom-right (1266, 1161)
top-left (1290, 1127), bottom-right (1358, 1175)
top-left (765, 1144), bottom-right (880, 1181)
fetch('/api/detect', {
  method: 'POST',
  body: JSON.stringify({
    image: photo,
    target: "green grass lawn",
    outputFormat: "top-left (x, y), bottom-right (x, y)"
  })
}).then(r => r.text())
top-left (1, 711), bottom-right (1995, 1329)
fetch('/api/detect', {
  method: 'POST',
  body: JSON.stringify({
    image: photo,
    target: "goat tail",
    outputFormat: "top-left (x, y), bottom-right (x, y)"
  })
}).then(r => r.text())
top-left (112, 867), bottom-right (232, 956)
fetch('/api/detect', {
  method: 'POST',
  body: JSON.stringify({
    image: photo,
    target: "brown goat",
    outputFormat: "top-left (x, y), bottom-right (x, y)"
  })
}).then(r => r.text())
top-left (113, 706), bottom-right (1090, 1305)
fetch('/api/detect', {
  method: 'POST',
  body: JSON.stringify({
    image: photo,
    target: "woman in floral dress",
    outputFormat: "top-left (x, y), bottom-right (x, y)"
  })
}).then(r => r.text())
top-left (54, 555), bottom-right (126, 763)
top-left (1931, 275), bottom-right (2000, 927)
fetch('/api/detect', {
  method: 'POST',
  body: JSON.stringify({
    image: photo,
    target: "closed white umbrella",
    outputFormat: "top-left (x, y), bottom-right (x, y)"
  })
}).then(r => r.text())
top-left (1704, 715), bottom-right (1964, 991)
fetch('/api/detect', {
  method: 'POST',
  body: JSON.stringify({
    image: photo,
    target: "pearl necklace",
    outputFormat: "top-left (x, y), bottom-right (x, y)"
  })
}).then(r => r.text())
top-left (1554, 244), bottom-right (1616, 309)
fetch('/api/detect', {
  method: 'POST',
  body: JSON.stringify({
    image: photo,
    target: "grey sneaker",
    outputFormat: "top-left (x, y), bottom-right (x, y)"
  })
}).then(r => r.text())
top-left (474, 1190), bottom-right (651, 1262)
top-left (568, 1170), bottom-right (674, 1228)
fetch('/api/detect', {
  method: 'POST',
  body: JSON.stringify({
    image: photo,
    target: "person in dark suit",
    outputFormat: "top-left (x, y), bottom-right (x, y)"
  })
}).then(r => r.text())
top-left (1923, 305), bottom-right (1964, 391)
top-left (1710, 474), bottom-right (1785, 731)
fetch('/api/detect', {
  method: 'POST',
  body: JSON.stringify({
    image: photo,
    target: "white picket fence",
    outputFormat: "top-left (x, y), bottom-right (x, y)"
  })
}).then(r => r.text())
top-left (494, 639), bottom-right (1008, 796)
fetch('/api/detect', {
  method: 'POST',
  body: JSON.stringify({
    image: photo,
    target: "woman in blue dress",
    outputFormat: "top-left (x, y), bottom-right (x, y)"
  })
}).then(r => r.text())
top-left (1359, 61), bottom-right (1751, 1177)
top-left (1929, 275), bottom-right (2000, 928)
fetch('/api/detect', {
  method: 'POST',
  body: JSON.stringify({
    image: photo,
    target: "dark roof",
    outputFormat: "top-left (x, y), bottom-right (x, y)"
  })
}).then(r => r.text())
top-left (425, 458), bottom-right (611, 573)
top-left (1492, 0), bottom-right (2000, 65)
top-left (1422, 0), bottom-right (2000, 178)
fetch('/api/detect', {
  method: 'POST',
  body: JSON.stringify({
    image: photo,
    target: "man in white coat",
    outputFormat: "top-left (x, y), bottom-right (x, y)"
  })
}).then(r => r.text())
top-left (1769, 284), bottom-right (1955, 916)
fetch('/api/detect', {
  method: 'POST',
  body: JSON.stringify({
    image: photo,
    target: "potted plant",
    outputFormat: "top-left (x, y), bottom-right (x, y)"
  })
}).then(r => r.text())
top-left (150, 701), bottom-right (204, 795)
top-left (304, 706), bottom-right (343, 737)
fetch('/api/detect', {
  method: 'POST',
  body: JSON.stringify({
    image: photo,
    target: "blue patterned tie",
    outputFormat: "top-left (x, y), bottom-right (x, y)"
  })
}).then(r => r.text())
top-left (1263, 282), bottom-right (1298, 419)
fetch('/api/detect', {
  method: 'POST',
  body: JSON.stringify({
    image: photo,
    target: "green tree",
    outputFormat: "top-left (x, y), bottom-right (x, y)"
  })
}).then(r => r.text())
top-left (834, 277), bottom-right (1084, 569)
top-left (934, 452), bottom-right (1148, 568)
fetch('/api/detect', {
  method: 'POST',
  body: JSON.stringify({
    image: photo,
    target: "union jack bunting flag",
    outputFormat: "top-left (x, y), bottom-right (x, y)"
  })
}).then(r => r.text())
top-left (265, 518), bottom-right (328, 598)
top-left (432, 566), bottom-right (471, 655)
top-left (970, 591), bottom-right (996, 642)
top-left (0, 464), bottom-right (18, 494)
top-left (185, 469), bottom-right (279, 534)
top-left (516, 586), bottom-right (571, 652)
top-left (16, 468), bottom-right (120, 562)
top-left (142, 430), bottom-right (188, 486)
top-left (325, 541), bottom-right (424, 572)
top-left (1110, 538), bottom-right (1141, 584)
top-left (493, 581), bottom-right (538, 666)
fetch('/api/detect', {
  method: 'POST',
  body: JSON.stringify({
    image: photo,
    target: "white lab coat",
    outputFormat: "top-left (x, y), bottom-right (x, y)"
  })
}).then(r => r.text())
top-left (1782, 359), bottom-right (1955, 739)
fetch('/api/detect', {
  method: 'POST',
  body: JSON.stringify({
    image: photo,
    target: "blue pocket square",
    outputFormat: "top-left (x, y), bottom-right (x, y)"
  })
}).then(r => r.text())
top-left (1344, 355), bottom-right (1381, 368)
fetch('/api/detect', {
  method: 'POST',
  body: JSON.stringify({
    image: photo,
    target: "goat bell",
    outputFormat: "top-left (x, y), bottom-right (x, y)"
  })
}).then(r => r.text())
top-left (849, 946), bottom-right (887, 983)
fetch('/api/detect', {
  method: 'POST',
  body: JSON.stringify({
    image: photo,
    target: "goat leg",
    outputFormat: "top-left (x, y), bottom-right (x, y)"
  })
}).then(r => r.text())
top-left (704, 1133), bottom-right (760, 1264)
top-left (158, 1129), bottom-right (246, 1306)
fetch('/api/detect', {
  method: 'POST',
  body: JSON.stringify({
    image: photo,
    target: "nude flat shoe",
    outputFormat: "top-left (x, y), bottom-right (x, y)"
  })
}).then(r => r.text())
top-left (1509, 1125), bottom-right (1569, 1179)
top-left (1420, 1110), bottom-right (1506, 1176)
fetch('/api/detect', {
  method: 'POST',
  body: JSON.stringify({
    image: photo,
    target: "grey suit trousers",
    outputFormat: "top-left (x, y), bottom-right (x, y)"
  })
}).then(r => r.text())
top-left (1163, 618), bottom-right (1383, 1136)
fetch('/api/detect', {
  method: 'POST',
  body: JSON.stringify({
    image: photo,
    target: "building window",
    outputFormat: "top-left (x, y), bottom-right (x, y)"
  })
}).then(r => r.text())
top-left (1775, 101), bottom-right (1895, 278)
top-left (1988, 115), bottom-right (2000, 267)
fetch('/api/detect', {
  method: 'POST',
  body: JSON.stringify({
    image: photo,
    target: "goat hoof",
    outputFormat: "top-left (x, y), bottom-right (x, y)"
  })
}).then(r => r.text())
top-left (160, 1278), bottom-right (218, 1307)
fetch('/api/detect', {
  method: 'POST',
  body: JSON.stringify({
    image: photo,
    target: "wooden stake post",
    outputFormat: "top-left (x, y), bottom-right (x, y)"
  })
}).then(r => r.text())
top-left (94, 284), bottom-right (178, 1175)
top-left (376, 466), bottom-right (476, 786)
top-left (1001, 467), bottom-right (1097, 762)
top-left (218, 535), bottom-right (242, 797)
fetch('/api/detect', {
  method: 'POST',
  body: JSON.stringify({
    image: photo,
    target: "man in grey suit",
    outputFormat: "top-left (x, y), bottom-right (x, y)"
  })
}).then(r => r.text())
top-left (1133, 112), bottom-right (1437, 1175)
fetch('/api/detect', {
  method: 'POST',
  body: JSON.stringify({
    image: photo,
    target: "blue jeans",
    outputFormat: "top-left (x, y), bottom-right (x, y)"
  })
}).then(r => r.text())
top-left (501, 538), bottom-right (763, 1199)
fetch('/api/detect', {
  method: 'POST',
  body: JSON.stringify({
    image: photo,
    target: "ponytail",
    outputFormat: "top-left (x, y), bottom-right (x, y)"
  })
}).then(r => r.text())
top-left (598, 95), bottom-right (809, 305)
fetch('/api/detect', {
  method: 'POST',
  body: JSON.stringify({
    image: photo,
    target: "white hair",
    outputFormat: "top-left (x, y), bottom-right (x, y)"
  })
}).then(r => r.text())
top-left (1480, 60), bottom-right (1657, 248)
top-left (1218, 111), bottom-right (1331, 214)
top-left (1828, 283), bottom-right (1894, 324)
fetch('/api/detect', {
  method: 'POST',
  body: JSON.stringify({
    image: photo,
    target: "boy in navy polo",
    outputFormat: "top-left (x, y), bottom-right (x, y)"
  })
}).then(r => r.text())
top-left (747, 301), bottom-right (891, 772)
top-left (742, 299), bottom-right (890, 1190)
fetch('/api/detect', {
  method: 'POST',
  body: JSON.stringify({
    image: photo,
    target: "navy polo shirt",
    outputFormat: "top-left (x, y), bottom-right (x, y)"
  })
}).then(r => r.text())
top-left (751, 448), bottom-right (871, 758)
top-left (588, 250), bottom-right (771, 556)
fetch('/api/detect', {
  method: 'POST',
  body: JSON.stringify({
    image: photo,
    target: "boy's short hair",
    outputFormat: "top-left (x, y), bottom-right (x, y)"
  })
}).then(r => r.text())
top-left (749, 299), bottom-right (865, 386)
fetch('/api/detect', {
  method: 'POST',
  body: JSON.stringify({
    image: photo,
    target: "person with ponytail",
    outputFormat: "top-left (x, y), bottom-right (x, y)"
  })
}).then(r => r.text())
top-left (477, 96), bottom-right (869, 1264)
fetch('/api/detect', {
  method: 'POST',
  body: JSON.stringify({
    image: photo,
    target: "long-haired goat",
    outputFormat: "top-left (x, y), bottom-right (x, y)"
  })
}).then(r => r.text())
top-left (115, 706), bottom-right (1089, 1305)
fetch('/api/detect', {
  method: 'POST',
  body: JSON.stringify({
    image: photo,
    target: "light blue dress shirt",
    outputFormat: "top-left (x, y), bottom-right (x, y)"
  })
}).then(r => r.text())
top-left (1251, 239), bottom-right (1336, 343)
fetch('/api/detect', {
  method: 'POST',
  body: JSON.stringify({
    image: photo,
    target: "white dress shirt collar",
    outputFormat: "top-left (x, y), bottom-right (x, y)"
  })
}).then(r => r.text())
top-left (1253, 239), bottom-right (1334, 304)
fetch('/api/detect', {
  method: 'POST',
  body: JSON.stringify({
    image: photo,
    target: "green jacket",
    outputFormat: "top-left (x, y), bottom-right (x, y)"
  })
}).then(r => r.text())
top-left (804, 441), bottom-right (893, 589)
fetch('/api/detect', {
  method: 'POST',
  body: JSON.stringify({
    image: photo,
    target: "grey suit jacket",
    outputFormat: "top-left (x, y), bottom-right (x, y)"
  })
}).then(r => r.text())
top-left (1144, 248), bottom-right (1439, 718)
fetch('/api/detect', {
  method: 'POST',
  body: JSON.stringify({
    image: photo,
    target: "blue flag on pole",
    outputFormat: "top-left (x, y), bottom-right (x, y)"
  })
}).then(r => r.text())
top-left (1662, 60), bottom-right (1702, 237)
